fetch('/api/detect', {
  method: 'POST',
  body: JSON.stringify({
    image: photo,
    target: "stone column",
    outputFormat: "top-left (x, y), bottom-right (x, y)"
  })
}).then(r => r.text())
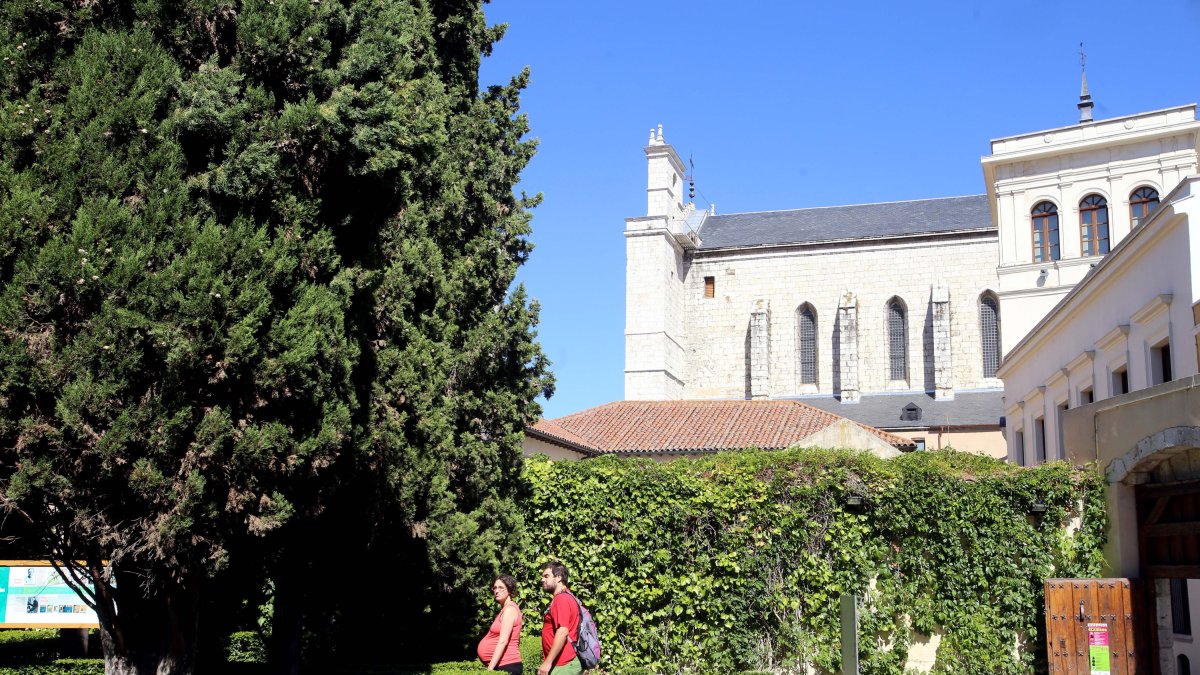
top-left (749, 300), bottom-right (771, 400)
top-left (932, 284), bottom-right (954, 400)
top-left (1154, 578), bottom-right (1175, 675)
top-left (837, 292), bottom-right (860, 403)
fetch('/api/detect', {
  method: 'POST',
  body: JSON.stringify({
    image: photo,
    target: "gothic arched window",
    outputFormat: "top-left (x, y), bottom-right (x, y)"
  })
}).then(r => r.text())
top-left (887, 298), bottom-right (907, 381)
top-left (1130, 186), bottom-right (1159, 227)
top-left (1080, 194), bottom-right (1109, 256)
top-left (980, 293), bottom-right (1001, 377)
top-left (1031, 201), bottom-right (1060, 263)
top-left (797, 304), bottom-right (817, 385)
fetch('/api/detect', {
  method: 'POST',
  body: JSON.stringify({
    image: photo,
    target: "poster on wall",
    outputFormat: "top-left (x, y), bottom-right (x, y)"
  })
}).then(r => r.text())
top-left (1087, 622), bottom-right (1111, 675)
top-left (0, 561), bottom-right (99, 628)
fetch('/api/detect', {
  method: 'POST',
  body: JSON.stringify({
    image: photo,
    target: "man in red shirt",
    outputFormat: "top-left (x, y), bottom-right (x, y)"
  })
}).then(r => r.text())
top-left (538, 561), bottom-right (582, 675)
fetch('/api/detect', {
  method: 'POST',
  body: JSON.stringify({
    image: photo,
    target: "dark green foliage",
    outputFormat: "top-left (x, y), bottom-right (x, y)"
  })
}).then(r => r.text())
top-left (519, 634), bottom-right (541, 674)
top-left (0, 629), bottom-right (61, 665)
top-left (522, 449), bottom-right (1106, 674)
top-left (0, 0), bottom-right (550, 670)
top-left (0, 661), bottom-right (104, 675)
top-left (0, 631), bottom-right (102, 675)
top-left (226, 631), bottom-right (266, 664)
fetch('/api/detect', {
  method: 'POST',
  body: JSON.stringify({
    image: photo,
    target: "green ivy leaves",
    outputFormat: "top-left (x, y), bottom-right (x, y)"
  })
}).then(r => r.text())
top-left (519, 449), bottom-right (1105, 674)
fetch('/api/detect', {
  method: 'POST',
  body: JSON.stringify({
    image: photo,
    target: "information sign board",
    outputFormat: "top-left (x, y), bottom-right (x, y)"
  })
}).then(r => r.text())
top-left (1087, 622), bottom-right (1111, 675)
top-left (0, 561), bottom-right (98, 629)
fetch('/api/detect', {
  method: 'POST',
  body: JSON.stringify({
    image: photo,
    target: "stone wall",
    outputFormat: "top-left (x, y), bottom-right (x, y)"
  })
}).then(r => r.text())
top-left (681, 234), bottom-right (1001, 400)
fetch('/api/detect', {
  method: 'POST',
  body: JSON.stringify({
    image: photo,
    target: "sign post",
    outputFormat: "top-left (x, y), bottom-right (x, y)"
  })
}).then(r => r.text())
top-left (840, 594), bottom-right (859, 675)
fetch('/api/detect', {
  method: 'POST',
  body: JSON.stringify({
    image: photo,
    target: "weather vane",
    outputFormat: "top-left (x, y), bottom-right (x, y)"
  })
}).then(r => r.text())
top-left (688, 155), bottom-right (695, 200)
top-left (1079, 42), bottom-right (1087, 72)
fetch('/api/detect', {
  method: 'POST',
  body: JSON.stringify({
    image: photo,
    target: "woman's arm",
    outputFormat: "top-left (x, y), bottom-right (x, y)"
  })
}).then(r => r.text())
top-left (488, 605), bottom-right (518, 670)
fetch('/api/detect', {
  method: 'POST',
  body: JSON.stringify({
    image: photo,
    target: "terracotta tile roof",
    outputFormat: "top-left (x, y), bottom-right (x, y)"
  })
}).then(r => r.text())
top-left (528, 400), bottom-right (915, 455)
top-left (526, 418), bottom-right (601, 456)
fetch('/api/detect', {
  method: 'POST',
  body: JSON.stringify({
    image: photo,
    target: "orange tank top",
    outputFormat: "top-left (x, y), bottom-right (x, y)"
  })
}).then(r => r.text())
top-left (477, 603), bottom-right (522, 666)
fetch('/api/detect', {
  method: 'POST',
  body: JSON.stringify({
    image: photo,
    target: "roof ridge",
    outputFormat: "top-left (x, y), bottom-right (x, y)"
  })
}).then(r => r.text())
top-left (707, 194), bottom-right (988, 218)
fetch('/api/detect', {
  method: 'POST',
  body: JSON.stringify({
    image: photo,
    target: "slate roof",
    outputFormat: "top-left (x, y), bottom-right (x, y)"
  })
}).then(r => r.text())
top-left (696, 194), bottom-right (993, 250)
top-left (528, 400), bottom-right (915, 455)
top-left (791, 389), bottom-right (1004, 430)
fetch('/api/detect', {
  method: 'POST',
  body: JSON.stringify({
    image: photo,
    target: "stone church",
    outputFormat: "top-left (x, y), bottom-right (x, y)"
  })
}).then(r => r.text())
top-left (621, 84), bottom-right (1198, 457)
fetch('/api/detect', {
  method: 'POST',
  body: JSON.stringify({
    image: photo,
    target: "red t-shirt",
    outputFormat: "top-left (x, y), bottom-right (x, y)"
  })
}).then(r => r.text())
top-left (542, 591), bottom-right (579, 665)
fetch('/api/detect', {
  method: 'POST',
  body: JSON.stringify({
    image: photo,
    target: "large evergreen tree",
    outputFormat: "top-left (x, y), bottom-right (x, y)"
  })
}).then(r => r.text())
top-left (0, 1), bottom-right (550, 673)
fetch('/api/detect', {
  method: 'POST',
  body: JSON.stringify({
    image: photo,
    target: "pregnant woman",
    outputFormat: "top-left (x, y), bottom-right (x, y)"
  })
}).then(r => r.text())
top-left (478, 574), bottom-right (524, 673)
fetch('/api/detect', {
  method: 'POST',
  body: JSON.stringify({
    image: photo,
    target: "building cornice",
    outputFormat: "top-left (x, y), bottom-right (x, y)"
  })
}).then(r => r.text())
top-left (986, 104), bottom-right (1197, 149)
top-left (1045, 368), bottom-right (1068, 389)
top-left (996, 285), bottom-right (1075, 301)
top-left (1096, 324), bottom-right (1131, 352)
top-left (1020, 386), bottom-right (1046, 407)
top-left (1130, 293), bottom-right (1173, 325)
top-left (981, 104), bottom-right (1198, 227)
top-left (644, 142), bottom-right (687, 175)
top-left (983, 122), bottom-right (1200, 168)
top-left (693, 228), bottom-right (996, 260)
top-left (1066, 350), bottom-right (1096, 374)
top-left (998, 255), bottom-right (1099, 275)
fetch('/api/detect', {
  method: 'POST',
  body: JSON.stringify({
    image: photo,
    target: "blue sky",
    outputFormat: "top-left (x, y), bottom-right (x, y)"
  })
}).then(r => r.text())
top-left (478, 0), bottom-right (1200, 419)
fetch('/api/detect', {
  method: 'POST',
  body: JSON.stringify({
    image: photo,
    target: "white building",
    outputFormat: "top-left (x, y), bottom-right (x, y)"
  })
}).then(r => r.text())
top-left (998, 172), bottom-right (1200, 673)
top-left (625, 127), bottom-right (1007, 455)
top-left (996, 104), bottom-right (1200, 465)
top-left (986, 102), bottom-right (1200, 357)
top-left (991, 89), bottom-right (1200, 675)
top-left (621, 88), bottom-right (1200, 462)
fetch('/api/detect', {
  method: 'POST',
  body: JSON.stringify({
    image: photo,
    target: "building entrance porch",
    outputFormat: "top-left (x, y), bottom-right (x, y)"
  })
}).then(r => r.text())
top-left (1059, 377), bottom-right (1200, 673)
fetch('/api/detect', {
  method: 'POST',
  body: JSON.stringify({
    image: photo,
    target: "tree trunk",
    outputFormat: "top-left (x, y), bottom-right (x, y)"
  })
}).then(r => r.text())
top-left (57, 628), bottom-right (90, 657)
top-left (268, 562), bottom-right (303, 675)
top-left (95, 570), bottom-right (200, 675)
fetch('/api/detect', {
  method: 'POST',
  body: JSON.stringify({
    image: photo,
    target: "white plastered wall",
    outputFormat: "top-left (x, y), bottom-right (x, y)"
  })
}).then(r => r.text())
top-left (521, 436), bottom-right (587, 461)
top-left (999, 178), bottom-right (1200, 465)
top-left (987, 106), bottom-right (1200, 352)
top-left (624, 226), bottom-right (688, 399)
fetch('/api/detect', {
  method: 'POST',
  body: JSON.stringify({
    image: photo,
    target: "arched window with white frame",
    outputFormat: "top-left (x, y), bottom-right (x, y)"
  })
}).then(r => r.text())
top-left (1079, 194), bottom-right (1109, 256)
top-left (1031, 201), bottom-right (1060, 263)
top-left (1130, 186), bottom-right (1159, 227)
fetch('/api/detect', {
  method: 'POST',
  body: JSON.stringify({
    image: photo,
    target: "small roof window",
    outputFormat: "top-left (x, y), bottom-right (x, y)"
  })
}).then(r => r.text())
top-left (901, 403), bottom-right (922, 422)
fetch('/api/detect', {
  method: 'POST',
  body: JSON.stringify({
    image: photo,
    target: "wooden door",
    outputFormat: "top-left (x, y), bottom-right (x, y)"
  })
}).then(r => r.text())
top-left (1137, 480), bottom-right (1200, 578)
top-left (1044, 578), bottom-right (1147, 674)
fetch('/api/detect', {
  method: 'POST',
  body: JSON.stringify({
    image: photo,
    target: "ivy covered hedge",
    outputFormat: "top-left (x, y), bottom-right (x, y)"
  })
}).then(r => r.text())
top-left (521, 449), bottom-right (1105, 674)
